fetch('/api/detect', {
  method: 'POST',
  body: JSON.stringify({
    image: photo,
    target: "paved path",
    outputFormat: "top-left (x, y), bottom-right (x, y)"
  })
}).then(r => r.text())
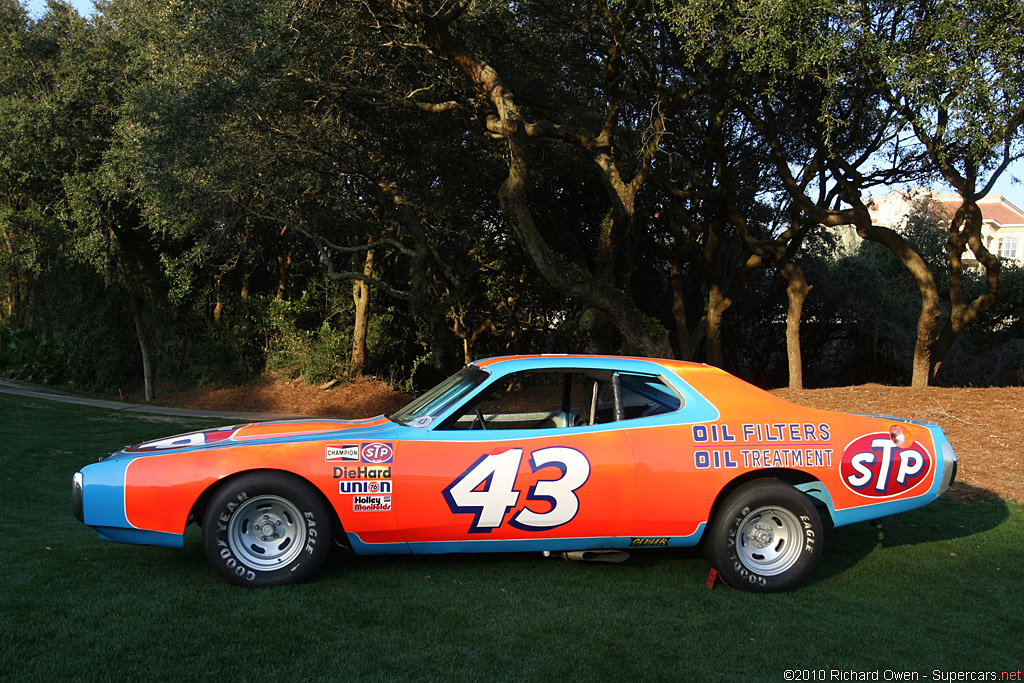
top-left (0, 379), bottom-right (306, 422)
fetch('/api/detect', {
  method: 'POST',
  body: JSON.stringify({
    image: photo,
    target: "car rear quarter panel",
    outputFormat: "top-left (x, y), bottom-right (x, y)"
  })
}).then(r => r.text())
top-left (654, 364), bottom-right (945, 526)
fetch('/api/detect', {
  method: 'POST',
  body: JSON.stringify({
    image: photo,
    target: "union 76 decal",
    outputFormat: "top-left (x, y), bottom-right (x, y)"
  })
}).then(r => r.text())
top-left (442, 446), bottom-right (591, 534)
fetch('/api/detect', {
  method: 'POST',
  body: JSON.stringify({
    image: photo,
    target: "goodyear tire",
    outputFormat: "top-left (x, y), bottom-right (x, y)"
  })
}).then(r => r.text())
top-left (202, 472), bottom-right (331, 587)
top-left (704, 480), bottom-right (822, 593)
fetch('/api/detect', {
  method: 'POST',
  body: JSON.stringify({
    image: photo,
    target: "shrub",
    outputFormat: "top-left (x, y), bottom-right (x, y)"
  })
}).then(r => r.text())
top-left (0, 323), bottom-right (64, 384)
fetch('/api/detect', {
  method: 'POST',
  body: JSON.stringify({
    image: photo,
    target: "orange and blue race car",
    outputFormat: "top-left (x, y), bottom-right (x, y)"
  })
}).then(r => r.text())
top-left (72, 355), bottom-right (957, 592)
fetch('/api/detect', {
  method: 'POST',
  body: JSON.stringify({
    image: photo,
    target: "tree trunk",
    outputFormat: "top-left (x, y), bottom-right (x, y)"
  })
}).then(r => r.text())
top-left (704, 283), bottom-right (728, 368)
top-left (579, 307), bottom-right (617, 355)
top-left (402, 4), bottom-right (672, 359)
top-left (698, 211), bottom-right (762, 369)
top-left (276, 249), bottom-right (293, 301)
top-left (856, 222), bottom-right (942, 387)
top-left (378, 180), bottom-right (460, 376)
top-left (670, 259), bottom-right (694, 361)
top-left (212, 276), bottom-right (224, 324)
top-left (779, 262), bottom-right (810, 390)
top-left (927, 198), bottom-right (1001, 381)
top-left (350, 248), bottom-right (374, 377)
top-left (125, 285), bottom-right (154, 402)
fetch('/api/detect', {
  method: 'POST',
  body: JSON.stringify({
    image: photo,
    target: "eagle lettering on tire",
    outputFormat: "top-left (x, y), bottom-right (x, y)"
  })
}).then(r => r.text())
top-left (705, 480), bottom-right (823, 593)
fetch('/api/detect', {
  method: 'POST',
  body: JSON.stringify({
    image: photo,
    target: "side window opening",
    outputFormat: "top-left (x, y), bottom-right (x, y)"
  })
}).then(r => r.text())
top-left (439, 370), bottom-right (576, 431)
top-left (618, 374), bottom-right (682, 418)
top-left (437, 368), bottom-right (683, 431)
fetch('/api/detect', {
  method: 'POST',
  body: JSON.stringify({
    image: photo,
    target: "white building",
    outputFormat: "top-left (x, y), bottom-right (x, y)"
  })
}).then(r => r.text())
top-left (864, 189), bottom-right (1024, 262)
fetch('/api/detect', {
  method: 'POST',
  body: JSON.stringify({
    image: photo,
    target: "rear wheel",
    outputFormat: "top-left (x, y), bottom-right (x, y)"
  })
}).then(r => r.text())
top-left (202, 472), bottom-right (331, 587)
top-left (704, 480), bottom-right (822, 592)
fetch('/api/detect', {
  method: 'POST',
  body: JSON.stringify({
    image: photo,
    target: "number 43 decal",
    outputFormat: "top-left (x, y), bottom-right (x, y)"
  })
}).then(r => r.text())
top-left (442, 447), bottom-right (591, 533)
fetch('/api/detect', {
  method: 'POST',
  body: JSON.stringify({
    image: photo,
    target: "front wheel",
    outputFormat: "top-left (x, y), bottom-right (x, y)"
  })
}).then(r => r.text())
top-left (202, 472), bottom-right (332, 587)
top-left (704, 480), bottom-right (822, 592)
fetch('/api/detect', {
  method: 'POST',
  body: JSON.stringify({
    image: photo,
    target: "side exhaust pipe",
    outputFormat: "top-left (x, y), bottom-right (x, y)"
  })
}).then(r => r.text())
top-left (561, 549), bottom-right (629, 564)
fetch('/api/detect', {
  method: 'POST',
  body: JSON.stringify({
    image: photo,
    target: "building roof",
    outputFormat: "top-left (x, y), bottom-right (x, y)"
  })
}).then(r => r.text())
top-left (866, 189), bottom-right (1024, 229)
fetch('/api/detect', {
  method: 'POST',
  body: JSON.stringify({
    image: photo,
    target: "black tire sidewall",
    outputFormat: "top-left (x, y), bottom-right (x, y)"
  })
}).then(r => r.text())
top-left (706, 480), bottom-right (822, 592)
top-left (202, 472), bottom-right (331, 587)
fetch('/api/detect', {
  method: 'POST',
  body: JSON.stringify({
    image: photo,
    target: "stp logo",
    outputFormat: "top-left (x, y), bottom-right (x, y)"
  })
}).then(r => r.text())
top-left (841, 433), bottom-right (931, 497)
top-left (361, 442), bottom-right (394, 464)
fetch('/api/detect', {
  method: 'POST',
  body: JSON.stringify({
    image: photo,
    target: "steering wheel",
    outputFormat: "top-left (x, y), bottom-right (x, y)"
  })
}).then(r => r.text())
top-left (472, 407), bottom-right (488, 430)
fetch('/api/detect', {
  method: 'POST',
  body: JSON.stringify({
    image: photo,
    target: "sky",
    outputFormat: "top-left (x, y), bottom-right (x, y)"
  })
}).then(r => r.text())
top-left (19, 0), bottom-right (1024, 210)
top-left (23, 0), bottom-right (96, 18)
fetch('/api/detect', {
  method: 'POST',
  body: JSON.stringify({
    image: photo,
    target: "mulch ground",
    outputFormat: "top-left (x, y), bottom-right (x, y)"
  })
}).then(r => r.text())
top-left (775, 385), bottom-right (1022, 503)
top-left (149, 376), bottom-right (1023, 503)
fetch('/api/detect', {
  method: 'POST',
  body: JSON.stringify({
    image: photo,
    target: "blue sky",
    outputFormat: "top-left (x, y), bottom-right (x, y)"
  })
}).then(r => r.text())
top-left (23, 0), bottom-right (96, 18)
top-left (18, 0), bottom-right (1024, 209)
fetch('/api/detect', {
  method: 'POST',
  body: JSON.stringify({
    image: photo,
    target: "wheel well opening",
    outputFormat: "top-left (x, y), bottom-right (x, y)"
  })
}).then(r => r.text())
top-left (703, 469), bottom-right (834, 538)
top-left (188, 469), bottom-right (346, 539)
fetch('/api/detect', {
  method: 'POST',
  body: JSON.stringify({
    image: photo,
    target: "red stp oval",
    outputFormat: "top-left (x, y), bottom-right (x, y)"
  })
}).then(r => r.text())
top-left (841, 433), bottom-right (932, 497)
top-left (361, 442), bottom-right (394, 464)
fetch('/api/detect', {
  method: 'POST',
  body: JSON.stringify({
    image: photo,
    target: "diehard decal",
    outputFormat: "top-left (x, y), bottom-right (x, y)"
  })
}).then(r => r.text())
top-left (361, 442), bottom-right (394, 464)
top-left (333, 466), bottom-right (391, 479)
top-left (325, 445), bottom-right (360, 462)
top-left (840, 433), bottom-right (932, 497)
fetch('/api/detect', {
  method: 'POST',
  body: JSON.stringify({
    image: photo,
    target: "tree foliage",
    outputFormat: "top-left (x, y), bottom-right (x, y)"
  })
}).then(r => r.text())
top-left (1, 0), bottom-right (1022, 393)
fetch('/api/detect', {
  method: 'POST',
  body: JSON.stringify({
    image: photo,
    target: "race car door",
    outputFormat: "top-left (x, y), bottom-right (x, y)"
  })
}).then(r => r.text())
top-left (393, 369), bottom-right (636, 552)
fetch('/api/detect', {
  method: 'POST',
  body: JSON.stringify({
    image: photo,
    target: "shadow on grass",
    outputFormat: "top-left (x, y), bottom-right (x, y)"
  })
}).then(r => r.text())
top-left (154, 526), bottom-right (710, 594)
top-left (308, 541), bottom-right (721, 596)
top-left (809, 493), bottom-right (1010, 586)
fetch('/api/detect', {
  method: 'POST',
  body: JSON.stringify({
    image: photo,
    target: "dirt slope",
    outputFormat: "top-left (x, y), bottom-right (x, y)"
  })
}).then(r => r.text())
top-left (775, 385), bottom-right (1022, 503)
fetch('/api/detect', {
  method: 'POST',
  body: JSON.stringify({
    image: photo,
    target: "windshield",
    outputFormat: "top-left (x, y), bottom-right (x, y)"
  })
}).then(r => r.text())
top-left (390, 365), bottom-right (491, 428)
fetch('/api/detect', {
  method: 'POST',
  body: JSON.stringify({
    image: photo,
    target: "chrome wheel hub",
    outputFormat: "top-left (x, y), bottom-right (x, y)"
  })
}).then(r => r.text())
top-left (736, 506), bottom-right (803, 576)
top-left (750, 523), bottom-right (774, 548)
top-left (227, 495), bottom-right (306, 570)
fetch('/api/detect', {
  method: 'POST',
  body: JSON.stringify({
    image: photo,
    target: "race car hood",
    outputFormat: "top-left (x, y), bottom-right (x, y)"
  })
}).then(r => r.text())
top-left (105, 416), bottom-right (395, 461)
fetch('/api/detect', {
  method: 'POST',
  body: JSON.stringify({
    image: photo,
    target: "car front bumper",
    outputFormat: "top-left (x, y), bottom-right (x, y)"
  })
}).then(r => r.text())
top-left (72, 471), bottom-right (84, 522)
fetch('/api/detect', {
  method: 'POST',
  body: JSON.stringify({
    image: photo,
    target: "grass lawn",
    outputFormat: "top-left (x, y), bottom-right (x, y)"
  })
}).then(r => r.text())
top-left (2, 393), bottom-right (1021, 681)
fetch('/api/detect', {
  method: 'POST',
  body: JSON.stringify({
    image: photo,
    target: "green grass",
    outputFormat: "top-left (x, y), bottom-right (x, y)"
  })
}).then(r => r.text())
top-left (2, 393), bottom-right (1021, 681)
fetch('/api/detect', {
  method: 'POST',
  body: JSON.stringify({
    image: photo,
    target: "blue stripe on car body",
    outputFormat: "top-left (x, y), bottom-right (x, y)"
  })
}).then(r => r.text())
top-left (345, 523), bottom-right (707, 555)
